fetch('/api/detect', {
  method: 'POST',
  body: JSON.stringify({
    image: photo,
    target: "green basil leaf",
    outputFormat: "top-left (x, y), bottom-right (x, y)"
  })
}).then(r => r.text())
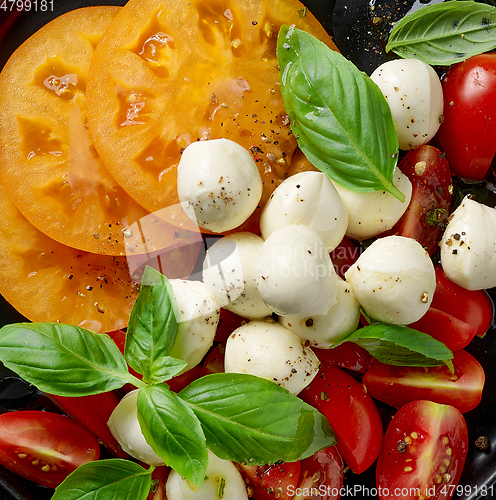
top-left (126, 267), bottom-right (179, 383)
top-left (179, 373), bottom-right (335, 465)
top-left (52, 459), bottom-right (152, 500)
top-left (386, 1), bottom-right (496, 66)
top-left (0, 323), bottom-right (139, 396)
top-left (277, 25), bottom-right (403, 201)
top-left (337, 323), bottom-right (454, 367)
top-left (137, 384), bottom-right (207, 487)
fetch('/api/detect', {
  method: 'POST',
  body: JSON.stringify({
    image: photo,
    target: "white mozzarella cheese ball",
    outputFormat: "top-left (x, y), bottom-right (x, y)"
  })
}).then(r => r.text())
top-left (330, 169), bottom-right (412, 240)
top-left (260, 171), bottom-right (348, 251)
top-left (370, 58), bottom-right (443, 150)
top-left (108, 389), bottom-right (163, 465)
top-left (169, 280), bottom-right (220, 373)
top-left (440, 196), bottom-right (496, 290)
top-left (279, 277), bottom-right (360, 348)
top-left (166, 449), bottom-right (248, 500)
top-left (224, 321), bottom-right (320, 395)
top-left (202, 233), bottom-right (272, 320)
top-left (345, 235), bottom-right (435, 324)
top-left (254, 224), bottom-right (338, 318)
top-left (177, 138), bottom-right (262, 232)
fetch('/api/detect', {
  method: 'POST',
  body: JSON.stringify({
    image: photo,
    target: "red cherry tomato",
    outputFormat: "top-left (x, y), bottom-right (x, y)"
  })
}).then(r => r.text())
top-left (431, 265), bottom-right (494, 338)
top-left (146, 465), bottom-right (169, 500)
top-left (376, 400), bottom-right (468, 500)
top-left (313, 343), bottom-right (372, 373)
top-left (49, 391), bottom-right (128, 459)
top-left (363, 349), bottom-right (485, 414)
top-left (408, 307), bottom-right (477, 352)
top-left (296, 446), bottom-right (344, 500)
top-left (199, 343), bottom-right (225, 377)
top-left (238, 461), bottom-right (301, 500)
top-left (166, 364), bottom-right (202, 393)
top-left (0, 410), bottom-right (100, 488)
top-left (299, 362), bottom-right (383, 474)
top-left (214, 309), bottom-right (246, 343)
top-left (329, 237), bottom-right (361, 279)
top-left (387, 145), bottom-right (452, 255)
top-left (436, 53), bottom-right (496, 180)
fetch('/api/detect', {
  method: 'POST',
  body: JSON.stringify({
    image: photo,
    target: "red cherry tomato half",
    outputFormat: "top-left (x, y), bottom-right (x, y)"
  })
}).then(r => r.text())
top-left (296, 446), bottom-right (345, 500)
top-left (0, 410), bottom-right (100, 488)
top-left (299, 362), bottom-right (383, 474)
top-left (313, 343), bottom-right (372, 373)
top-left (363, 349), bottom-right (485, 414)
top-left (436, 53), bottom-right (496, 180)
top-left (431, 265), bottom-right (494, 338)
top-left (376, 400), bottom-right (468, 500)
top-left (215, 309), bottom-right (247, 344)
top-left (238, 461), bottom-right (301, 500)
top-left (387, 145), bottom-right (452, 255)
top-left (199, 343), bottom-right (225, 377)
top-left (329, 237), bottom-right (361, 279)
top-left (49, 391), bottom-right (127, 459)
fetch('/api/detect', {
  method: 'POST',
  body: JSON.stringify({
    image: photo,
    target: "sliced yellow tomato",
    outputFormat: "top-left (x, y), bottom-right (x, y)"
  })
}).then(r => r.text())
top-left (0, 184), bottom-right (138, 332)
top-left (86, 0), bottom-right (336, 223)
top-left (0, 7), bottom-right (151, 256)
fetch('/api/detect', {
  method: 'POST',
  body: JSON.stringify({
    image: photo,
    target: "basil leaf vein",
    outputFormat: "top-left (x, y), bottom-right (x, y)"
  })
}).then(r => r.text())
top-left (336, 323), bottom-right (454, 367)
top-left (126, 267), bottom-right (180, 383)
top-left (0, 323), bottom-right (138, 395)
top-left (137, 384), bottom-right (207, 487)
top-left (387, 1), bottom-right (496, 66)
top-left (52, 459), bottom-right (152, 500)
top-left (277, 25), bottom-right (403, 201)
top-left (179, 373), bottom-right (335, 465)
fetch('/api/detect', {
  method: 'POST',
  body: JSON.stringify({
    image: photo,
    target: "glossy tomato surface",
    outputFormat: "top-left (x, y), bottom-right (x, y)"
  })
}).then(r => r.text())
top-left (299, 362), bottom-right (383, 474)
top-left (376, 400), bottom-right (468, 500)
top-left (363, 350), bottom-right (485, 414)
top-left (386, 145), bottom-right (452, 255)
top-left (0, 411), bottom-right (100, 489)
top-left (436, 53), bottom-right (496, 181)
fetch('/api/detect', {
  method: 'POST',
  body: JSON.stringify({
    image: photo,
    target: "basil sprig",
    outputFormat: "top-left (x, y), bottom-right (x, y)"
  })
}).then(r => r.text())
top-left (387, 1), bottom-right (496, 66)
top-left (277, 25), bottom-right (404, 202)
top-left (334, 323), bottom-right (454, 372)
top-left (0, 267), bottom-right (335, 498)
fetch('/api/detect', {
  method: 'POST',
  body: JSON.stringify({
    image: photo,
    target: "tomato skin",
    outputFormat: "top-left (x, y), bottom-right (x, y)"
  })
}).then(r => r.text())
top-left (299, 362), bottom-right (383, 474)
top-left (376, 400), bottom-right (468, 500)
top-left (238, 461), bottom-right (301, 500)
top-left (49, 391), bottom-right (128, 459)
top-left (215, 309), bottom-right (246, 344)
top-left (363, 349), bottom-right (485, 413)
top-left (387, 145), bottom-right (452, 255)
top-left (313, 343), bottom-right (372, 373)
top-left (436, 53), bottom-right (496, 180)
top-left (329, 237), bottom-right (361, 279)
top-left (199, 343), bottom-right (225, 377)
top-left (431, 265), bottom-right (494, 338)
top-left (0, 410), bottom-right (100, 488)
top-left (295, 446), bottom-right (344, 500)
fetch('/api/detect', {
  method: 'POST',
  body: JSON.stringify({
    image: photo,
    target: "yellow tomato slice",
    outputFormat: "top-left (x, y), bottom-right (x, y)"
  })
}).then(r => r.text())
top-left (0, 184), bottom-right (138, 333)
top-left (0, 7), bottom-right (151, 256)
top-left (86, 0), bottom-right (336, 221)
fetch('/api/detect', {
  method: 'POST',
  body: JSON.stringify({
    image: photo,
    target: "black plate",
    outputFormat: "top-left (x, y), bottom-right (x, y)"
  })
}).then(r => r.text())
top-left (0, 1), bottom-right (495, 499)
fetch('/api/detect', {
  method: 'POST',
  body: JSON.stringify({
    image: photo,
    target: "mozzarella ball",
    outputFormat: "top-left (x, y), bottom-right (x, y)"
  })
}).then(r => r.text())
top-left (108, 389), bottom-right (163, 465)
top-left (345, 235), bottom-right (435, 324)
top-left (169, 280), bottom-right (220, 373)
top-left (166, 449), bottom-right (248, 500)
top-left (225, 321), bottom-right (320, 395)
top-left (331, 169), bottom-right (412, 240)
top-left (177, 139), bottom-right (262, 232)
top-left (260, 171), bottom-right (348, 251)
top-left (440, 196), bottom-right (496, 290)
top-left (370, 59), bottom-right (443, 150)
top-left (202, 233), bottom-right (272, 320)
top-left (279, 277), bottom-right (360, 348)
top-left (254, 224), bottom-right (338, 318)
